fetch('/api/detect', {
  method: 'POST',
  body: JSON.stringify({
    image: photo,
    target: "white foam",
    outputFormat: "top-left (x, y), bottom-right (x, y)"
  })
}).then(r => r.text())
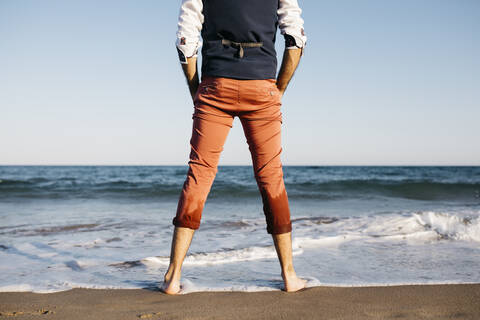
top-left (292, 211), bottom-right (480, 247)
top-left (179, 279), bottom-right (278, 294)
top-left (167, 278), bottom-right (480, 294)
top-left (382, 230), bottom-right (440, 242)
top-left (142, 246), bottom-right (304, 267)
top-left (293, 234), bottom-right (365, 248)
top-left (0, 281), bottom-right (139, 293)
top-left (0, 283), bottom-right (34, 292)
top-left (3, 279), bottom-right (479, 294)
top-left (176, 276), bottom-right (324, 294)
top-left (414, 211), bottom-right (480, 242)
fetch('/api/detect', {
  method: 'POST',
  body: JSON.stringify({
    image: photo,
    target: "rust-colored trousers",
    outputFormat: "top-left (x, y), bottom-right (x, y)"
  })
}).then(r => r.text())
top-left (172, 76), bottom-right (292, 234)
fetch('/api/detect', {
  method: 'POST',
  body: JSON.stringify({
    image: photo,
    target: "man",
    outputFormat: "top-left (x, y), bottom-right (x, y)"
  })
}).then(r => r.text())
top-left (162, 0), bottom-right (307, 294)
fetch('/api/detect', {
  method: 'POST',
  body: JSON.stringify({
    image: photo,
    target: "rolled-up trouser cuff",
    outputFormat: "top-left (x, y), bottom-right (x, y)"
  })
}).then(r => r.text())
top-left (267, 222), bottom-right (292, 235)
top-left (172, 217), bottom-right (200, 230)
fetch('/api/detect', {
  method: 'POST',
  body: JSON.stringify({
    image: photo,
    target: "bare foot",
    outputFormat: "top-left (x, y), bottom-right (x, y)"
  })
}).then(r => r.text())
top-left (161, 270), bottom-right (182, 295)
top-left (282, 274), bottom-right (307, 292)
top-left (160, 279), bottom-right (181, 295)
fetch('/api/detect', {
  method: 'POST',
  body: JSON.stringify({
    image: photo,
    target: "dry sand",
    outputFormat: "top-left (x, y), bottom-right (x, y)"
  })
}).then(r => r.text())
top-left (1, 284), bottom-right (479, 319)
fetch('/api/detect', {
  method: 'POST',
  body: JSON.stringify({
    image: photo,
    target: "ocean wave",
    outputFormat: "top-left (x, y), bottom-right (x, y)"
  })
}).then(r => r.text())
top-left (414, 211), bottom-right (480, 242)
top-left (291, 211), bottom-right (480, 247)
top-left (287, 179), bottom-right (480, 201)
top-left (0, 282), bottom-right (131, 293)
top-left (110, 246), bottom-right (304, 269)
top-left (110, 211), bottom-right (480, 270)
top-left (2, 166), bottom-right (480, 196)
top-left (0, 223), bottom-right (102, 237)
top-left (293, 234), bottom-right (366, 248)
top-left (1, 176), bottom-right (479, 201)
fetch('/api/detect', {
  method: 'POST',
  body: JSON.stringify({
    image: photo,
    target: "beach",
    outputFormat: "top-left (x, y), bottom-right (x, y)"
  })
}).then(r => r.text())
top-left (1, 284), bottom-right (479, 319)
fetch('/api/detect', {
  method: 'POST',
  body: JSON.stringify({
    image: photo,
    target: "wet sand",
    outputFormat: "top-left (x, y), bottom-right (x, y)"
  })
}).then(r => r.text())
top-left (1, 284), bottom-right (479, 319)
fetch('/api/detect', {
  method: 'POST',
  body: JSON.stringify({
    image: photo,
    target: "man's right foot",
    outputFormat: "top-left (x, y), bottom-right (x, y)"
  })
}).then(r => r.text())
top-left (282, 274), bottom-right (307, 292)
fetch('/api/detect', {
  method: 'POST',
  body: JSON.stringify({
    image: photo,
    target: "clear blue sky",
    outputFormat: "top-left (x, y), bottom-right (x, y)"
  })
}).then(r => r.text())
top-left (1, 0), bottom-right (478, 165)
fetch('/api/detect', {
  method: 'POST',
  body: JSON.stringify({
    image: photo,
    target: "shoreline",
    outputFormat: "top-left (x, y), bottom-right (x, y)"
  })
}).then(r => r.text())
top-left (1, 283), bottom-right (479, 319)
top-left (2, 280), bottom-right (480, 294)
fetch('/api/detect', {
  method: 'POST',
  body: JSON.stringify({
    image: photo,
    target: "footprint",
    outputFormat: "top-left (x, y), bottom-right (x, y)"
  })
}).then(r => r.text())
top-left (137, 311), bottom-right (162, 318)
top-left (0, 311), bottom-right (25, 316)
top-left (34, 308), bottom-right (55, 315)
top-left (0, 308), bottom-right (55, 317)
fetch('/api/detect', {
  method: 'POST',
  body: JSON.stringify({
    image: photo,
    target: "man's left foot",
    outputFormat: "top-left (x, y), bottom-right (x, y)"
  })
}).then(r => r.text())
top-left (160, 279), bottom-right (182, 295)
top-left (161, 270), bottom-right (182, 294)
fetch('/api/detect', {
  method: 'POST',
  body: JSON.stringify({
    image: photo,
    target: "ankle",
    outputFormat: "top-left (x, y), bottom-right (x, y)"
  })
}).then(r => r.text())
top-left (164, 266), bottom-right (181, 282)
top-left (281, 265), bottom-right (296, 279)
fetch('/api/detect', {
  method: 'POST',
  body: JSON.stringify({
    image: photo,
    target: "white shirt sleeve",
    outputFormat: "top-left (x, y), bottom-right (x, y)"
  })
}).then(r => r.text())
top-left (277, 0), bottom-right (307, 52)
top-left (176, 0), bottom-right (204, 64)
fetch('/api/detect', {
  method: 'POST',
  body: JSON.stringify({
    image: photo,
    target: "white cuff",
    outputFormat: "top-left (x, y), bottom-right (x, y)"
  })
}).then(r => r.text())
top-left (175, 37), bottom-right (201, 64)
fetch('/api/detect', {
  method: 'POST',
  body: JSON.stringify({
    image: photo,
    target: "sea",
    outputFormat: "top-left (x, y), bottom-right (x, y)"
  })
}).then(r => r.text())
top-left (0, 165), bottom-right (479, 293)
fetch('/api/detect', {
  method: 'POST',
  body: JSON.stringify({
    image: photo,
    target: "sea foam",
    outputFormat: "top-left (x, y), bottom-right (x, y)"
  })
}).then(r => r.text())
top-left (141, 246), bottom-right (304, 267)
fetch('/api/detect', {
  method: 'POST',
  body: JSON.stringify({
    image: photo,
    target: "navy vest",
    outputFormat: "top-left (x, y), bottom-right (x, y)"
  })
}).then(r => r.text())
top-left (201, 0), bottom-right (279, 80)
